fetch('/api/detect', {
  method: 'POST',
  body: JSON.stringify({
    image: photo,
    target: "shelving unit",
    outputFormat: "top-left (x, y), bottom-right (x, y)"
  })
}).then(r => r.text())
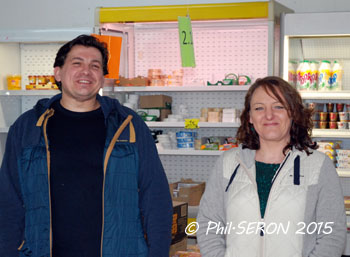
top-left (158, 149), bottom-right (223, 156)
top-left (146, 121), bottom-right (240, 128)
top-left (114, 85), bottom-right (251, 92)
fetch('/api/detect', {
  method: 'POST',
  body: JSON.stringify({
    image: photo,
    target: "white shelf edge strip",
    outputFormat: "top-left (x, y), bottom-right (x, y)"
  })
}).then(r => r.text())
top-left (312, 129), bottom-right (350, 138)
top-left (300, 91), bottom-right (350, 99)
top-left (146, 122), bottom-right (240, 128)
top-left (337, 169), bottom-right (350, 177)
top-left (113, 85), bottom-right (251, 92)
top-left (0, 90), bottom-right (59, 96)
top-left (158, 149), bottom-right (224, 155)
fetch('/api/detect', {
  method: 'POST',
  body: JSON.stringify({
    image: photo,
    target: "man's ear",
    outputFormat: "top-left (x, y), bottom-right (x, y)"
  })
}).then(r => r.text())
top-left (54, 67), bottom-right (61, 82)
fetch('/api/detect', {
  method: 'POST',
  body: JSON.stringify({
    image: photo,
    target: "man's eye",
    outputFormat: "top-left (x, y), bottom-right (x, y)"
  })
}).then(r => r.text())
top-left (92, 64), bottom-right (101, 69)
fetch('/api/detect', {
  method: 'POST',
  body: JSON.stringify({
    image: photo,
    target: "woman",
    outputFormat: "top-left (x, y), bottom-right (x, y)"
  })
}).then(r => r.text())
top-left (197, 76), bottom-right (347, 257)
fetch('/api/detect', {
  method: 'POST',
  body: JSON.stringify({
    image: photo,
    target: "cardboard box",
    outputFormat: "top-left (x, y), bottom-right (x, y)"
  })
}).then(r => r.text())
top-left (170, 179), bottom-right (205, 206)
top-left (169, 237), bottom-right (187, 257)
top-left (139, 95), bottom-right (172, 109)
top-left (118, 76), bottom-right (148, 86)
top-left (172, 201), bottom-right (188, 244)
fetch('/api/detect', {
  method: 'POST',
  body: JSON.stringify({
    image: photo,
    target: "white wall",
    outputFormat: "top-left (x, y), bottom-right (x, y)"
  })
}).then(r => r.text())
top-left (1, 0), bottom-right (350, 31)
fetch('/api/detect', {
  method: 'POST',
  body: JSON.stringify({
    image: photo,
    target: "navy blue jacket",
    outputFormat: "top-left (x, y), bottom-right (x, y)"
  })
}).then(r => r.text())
top-left (0, 94), bottom-right (173, 257)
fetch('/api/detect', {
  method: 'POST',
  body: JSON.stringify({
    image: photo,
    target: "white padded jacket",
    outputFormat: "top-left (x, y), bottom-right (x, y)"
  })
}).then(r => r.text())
top-left (197, 145), bottom-right (347, 257)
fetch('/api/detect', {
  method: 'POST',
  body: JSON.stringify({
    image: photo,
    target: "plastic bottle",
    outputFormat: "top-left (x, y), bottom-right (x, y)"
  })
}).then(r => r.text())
top-left (288, 61), bottom-right (297, 87)
top-left (298, 60), bottom-right (311, 91)
top-left (331, 60), bottom-right (343, 91)
top-left (309, 61), bottom-right (318, 91)
top-left (318, 60), bottom-right (331, 91)
top-left (296, 61), bottom-right (304, 90)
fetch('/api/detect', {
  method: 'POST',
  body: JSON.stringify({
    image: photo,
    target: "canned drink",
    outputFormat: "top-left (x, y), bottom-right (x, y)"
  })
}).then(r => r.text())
top-left (318, 60), bottom-right (332, 91)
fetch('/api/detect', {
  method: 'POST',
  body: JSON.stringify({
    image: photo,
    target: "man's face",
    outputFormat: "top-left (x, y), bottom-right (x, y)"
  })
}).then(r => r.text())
top-left (54, 45), bottom-right (104, 104)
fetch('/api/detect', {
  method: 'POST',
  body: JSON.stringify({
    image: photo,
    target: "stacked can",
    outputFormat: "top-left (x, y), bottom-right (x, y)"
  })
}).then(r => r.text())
top-left (176, 131), bottom-right (197, 149)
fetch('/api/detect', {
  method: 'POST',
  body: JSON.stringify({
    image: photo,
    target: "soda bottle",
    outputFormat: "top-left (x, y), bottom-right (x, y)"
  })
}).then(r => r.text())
top-left (299, 60), bottom-right (311, 91)
top-left (309, 61), bottom-right (318, 91)
top-left (288, 61), bottom-right (297, 87)
top-left (296, 61), bottom-right (304, 90)
top-left (331, 60), bottom-right (343, 91)
top-left (318, 60), bottom-right (331, 91)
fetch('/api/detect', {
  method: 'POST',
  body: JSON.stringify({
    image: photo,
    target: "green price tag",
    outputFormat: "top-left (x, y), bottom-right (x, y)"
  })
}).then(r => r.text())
top-left (178, 16), bottom-right (196, 67)
top-left (185, 119), bottom-right (199, 129)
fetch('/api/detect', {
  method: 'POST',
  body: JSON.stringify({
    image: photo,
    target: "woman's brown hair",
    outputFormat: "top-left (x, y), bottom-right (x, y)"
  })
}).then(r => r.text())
top-left (236, 76), bottom-right (317, 155)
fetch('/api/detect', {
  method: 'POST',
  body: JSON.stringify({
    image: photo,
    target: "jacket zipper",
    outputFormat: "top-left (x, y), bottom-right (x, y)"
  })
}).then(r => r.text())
top-left (100, 115), bottom-right (133, 257)
top-left (237, 151), bottom-right (291, 257)
top-left (41, 109), bottom-right (55, 257)
top-left (259, 152), bottom-right (291, 257)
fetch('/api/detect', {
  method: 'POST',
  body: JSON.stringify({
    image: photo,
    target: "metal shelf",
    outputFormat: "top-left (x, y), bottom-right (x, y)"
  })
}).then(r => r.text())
top-left (146, 122), bottom-right (239, 128)
top-left (113, 85), bottom-right (251, 92)
top-left (312, 129), bottom-right (350, 138)
top-left (0, 90), bottom-right (59, 96)
top-left (158, 149), bottom-right (224, 156)
top-left (300, 91), bottom-right (350, 100)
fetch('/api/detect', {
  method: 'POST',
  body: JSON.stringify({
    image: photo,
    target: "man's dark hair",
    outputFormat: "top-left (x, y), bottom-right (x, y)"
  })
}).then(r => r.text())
top-left (53, 34), bottom-right (109, 90)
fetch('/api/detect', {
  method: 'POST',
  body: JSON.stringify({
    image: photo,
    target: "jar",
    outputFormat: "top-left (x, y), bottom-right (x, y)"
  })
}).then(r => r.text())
top-left (28, 75), bottom-right (37, 85)
top-left (37, 75), bottom-right (47, 85)
top-left (7, 75), bottom-right (22, 90)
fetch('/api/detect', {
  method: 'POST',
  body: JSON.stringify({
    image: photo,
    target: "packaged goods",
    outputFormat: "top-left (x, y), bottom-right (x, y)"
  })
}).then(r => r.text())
top-left (7, 75), bottom-right (21, 90)
top-left (331, 61), bottom-right (343, 91)
top-left (309, 61), bottom-right (318, 90)
top-left (170, 179), bottom-right (205, 206)
top-left (318, 60), bottom-right (332, 91)
top-left (298, 60), bottom-right (311, 90)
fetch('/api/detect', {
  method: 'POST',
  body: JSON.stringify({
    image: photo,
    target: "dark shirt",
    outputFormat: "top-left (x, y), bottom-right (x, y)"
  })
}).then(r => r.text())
top-left (47, 100), bottom-right (106, 257)
top-left (255, 161), bottom-right (280, 218)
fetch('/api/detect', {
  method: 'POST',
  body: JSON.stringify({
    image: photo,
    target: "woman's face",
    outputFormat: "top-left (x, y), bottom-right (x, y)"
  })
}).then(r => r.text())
top-left (249, 86), bottom-right (292, 146)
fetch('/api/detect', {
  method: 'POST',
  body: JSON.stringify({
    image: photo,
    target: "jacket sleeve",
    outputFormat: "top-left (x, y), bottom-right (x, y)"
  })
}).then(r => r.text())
top-left (308, 156), bottom-right (347, 257)
top-left (197, 155), bottom-right (226, 257)
top-left (0, 126), bottom-right (24, 257)
top-left (136, 120), bottom-right (173, 257)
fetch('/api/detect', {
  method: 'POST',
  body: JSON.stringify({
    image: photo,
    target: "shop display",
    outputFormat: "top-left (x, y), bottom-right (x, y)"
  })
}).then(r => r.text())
top-left (294, 59), bottom-right (343, 91)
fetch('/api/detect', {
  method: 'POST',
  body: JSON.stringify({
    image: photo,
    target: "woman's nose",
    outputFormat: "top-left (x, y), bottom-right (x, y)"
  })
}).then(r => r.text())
top-left (265, 107), bottom-right (274, 119)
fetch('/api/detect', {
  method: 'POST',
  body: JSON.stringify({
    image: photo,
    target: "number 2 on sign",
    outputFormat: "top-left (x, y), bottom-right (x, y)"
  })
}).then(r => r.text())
top-left (185, 119), bottom-right (199, 129)
top-left (182, 31), bottom-right (193, 45)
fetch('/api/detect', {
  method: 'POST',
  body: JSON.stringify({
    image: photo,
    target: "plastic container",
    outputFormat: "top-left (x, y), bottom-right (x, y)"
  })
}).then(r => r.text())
top-left (309, 61), bottom-right (318, 90)
top-left (331, 60), bottom-right (343, 91)
top-left (298, 60), bottom-right (311, 90)
top-left (7, 75), bottom-right (22, 90)
top-left (318, 60), bottom-right (331, 91)
top-left (288, 61), bottom-right (297, 87)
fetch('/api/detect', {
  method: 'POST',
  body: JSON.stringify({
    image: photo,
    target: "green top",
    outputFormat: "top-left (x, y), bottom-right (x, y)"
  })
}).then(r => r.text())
top-left (255, 161), bottom-right (280, 218)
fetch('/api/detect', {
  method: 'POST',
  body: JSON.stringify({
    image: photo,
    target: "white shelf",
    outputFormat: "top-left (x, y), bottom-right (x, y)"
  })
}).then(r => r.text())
top-left (0, 90), bottom-right (59, 96)
top-left (312, 129), bottom-right (350, 138)
top-left (146, 122), bottom-right (240, 128)
top-left (337, 169), bottom-right (350, 177)
top-left (0, 127), bottom-right (9, 133)
top-left (300, 91), bottom-right (350, 100)
top-left (158, 149), bottom-right (224, 156)
top-left (113, 85), bottom-right (251, 92)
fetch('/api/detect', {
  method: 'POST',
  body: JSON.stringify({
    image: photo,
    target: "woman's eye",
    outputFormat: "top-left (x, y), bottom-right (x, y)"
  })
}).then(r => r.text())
top-left (274, 105), bottom-right (285, 109)
top-left (255, 107), bottom-right (263, 111)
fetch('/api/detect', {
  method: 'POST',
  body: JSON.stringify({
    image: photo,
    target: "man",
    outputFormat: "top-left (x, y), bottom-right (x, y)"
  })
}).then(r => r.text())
top-left (0, 35), bottom-right (173, 257)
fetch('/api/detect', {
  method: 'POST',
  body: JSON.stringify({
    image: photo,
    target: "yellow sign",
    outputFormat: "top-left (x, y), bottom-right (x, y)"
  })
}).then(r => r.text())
top-left (185, 119), bottom-right (199, 129)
